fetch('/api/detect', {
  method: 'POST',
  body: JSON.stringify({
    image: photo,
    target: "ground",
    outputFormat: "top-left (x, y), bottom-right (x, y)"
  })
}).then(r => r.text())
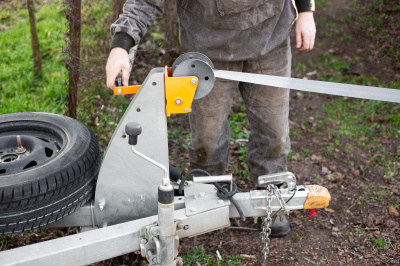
top-left (1, 0), bottom-right (399, 265)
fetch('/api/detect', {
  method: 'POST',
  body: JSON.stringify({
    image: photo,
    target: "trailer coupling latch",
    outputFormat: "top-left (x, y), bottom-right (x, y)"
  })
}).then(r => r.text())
top-left (140, 221), bottom-right (184, 266)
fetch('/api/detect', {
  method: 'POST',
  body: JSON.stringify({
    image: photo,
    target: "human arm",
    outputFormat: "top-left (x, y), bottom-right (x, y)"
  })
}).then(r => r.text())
top-left (106, 0), bottom-right (165, 90)
top-left (294, 0), bottom-right (316, 52)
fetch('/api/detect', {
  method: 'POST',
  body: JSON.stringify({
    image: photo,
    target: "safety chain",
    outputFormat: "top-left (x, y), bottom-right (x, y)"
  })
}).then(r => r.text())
top-left (260, 184), bottom-right (290, 260)
top-left (271, 185), bottom-right (289, 216)
top-left (260, 185), bottom-right (273, 260)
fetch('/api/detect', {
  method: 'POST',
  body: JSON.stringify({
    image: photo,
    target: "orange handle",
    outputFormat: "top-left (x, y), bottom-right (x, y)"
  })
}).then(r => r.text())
top-left (113, 85), bottom-right (141, 95)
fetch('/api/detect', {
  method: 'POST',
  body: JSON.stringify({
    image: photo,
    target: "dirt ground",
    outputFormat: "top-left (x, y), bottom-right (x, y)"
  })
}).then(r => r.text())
top-left (2, 0), bottom-right (399, 265)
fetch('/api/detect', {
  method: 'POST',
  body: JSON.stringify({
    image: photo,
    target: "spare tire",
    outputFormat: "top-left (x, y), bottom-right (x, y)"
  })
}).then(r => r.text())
top-left (0, 112), bottom-right (100, 234)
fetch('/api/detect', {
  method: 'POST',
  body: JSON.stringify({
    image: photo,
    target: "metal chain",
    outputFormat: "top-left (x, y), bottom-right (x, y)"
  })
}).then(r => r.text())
top-left (260, 185), bottom-right (273, 260)
top-left (271, 185), bottom-right (290, 216)
top-left (260, 184), bottom-right (292, 260)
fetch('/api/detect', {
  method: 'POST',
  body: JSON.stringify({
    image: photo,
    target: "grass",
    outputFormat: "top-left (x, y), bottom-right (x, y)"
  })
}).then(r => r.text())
top-left (295, 50), bottom-right (400, 179)
top-left (360, 183), bottom-right (399, 205)
top-left (182, 245), bottom-right (243, 265)
top-left (0, 0), bottom-right (128, 150)
top-left (296, 253), bottom-right (323, 265)
top-left (370, 236), bottom-right (393, 249)
top-left (354, 228), bottom-right (365, 235)
top-left (0, 1), bottom-right (67, 115)
top-left (354, 0), bottom-right (400, 67)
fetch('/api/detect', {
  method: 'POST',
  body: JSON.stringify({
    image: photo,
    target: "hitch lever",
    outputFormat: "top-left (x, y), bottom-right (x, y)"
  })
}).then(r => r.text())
top-left (257, 172), bottom-right (297, 192)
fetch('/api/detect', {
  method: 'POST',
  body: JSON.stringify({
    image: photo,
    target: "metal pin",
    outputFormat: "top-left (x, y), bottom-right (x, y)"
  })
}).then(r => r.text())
top-left (191, 78), bottom-right (197, 85)
top-left (16, 136), bottom-right (26, 154)
top-left (117, 89), bottom-right (122, 95)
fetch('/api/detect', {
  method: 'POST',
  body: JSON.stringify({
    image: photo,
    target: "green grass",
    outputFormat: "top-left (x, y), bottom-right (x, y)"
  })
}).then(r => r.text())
top-left (182, 245), bottom-right (243, 265)
top-left (354, 0), bottom-right (400, 66)
top-left (299, 51), bottom-right (400, 179)
top-left (0, 1), bottom-right (67, 115)
top-left (370, 236), bottom-right (393, 249)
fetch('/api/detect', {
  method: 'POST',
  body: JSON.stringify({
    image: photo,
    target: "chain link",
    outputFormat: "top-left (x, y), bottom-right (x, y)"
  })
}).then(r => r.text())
top-left (260, 185), bottom-right (273, 260)
top-left (271, 185), bottom-right (290, 216)
top-left (260, 184), bottom-right (291, 260)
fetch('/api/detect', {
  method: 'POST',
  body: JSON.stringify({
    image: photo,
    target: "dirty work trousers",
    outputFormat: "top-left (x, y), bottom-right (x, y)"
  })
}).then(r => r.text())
top-left (188, 38), bottom-right (291, 186)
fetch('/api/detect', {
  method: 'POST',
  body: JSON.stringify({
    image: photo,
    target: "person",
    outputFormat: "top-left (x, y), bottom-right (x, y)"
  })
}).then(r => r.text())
top-left (106, 0), bottom-right (316, 237)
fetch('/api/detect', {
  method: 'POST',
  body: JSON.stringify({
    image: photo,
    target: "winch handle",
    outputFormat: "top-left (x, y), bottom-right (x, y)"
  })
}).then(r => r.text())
top-left (125, 122), bottom-right (142, 145)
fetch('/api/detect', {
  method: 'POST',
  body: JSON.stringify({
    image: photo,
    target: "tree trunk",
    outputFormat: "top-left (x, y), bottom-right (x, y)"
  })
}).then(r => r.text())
top-left (163, 0), bottom-right (179, 65)
top-left (66, 0), bottom-right (81, 119)
top-left (27, 0), bottom-right (42, 77)
top-left (112, 0), bottom-right (125, 22)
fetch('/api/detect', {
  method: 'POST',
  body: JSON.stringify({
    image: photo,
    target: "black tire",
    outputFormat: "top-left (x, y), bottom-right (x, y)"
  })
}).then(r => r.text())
top-left (0, 112), bottom-right (100, 234)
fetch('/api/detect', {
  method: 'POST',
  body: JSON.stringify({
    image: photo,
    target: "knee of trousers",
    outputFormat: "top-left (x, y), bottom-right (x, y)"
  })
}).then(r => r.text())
top-left (189, 138), bottom-right (230, 166)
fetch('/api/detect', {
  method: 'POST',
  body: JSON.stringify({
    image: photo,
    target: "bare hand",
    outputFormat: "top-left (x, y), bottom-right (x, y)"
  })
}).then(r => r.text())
top-left (105, 47), bottom-right (130, 90)
top-left (296, 12), bottom-right (316, 52)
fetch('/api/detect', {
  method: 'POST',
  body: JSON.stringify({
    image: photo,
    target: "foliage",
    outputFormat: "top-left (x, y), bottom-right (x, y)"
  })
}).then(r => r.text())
top-left (0, 1), bottom-right (67, 114)
top-left (182, 245), bottom-right (243, 265)
top-left (370, 236), bottom-right (393, 249)
top-left (295, 50), bottom-right (400, 179)
top-left (354, 0), bottom-right (400, 68)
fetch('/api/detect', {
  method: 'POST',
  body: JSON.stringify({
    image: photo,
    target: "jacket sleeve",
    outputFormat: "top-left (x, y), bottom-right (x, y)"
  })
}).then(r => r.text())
top-left (295, 0), bottom-right (315, 13)
top-left (110, 0), bottom-right (165, 52)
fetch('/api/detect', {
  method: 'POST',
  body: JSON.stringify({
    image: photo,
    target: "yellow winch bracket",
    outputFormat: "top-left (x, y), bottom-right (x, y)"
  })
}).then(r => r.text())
top-left (113, 85), bottom-right (141, 95)
top-left (164, 66), bottom-right (198, 117)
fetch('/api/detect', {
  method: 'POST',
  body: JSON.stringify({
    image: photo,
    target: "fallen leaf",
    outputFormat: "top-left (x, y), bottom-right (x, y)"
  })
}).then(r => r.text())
top-left (362, 177), bottom-right (370, 182)
top-left (335, 173), bottom-right (344, 180)
top-left (384, 219), bottom-right (397, 228)
top-left (329, 165), bottom-right (337, 172)
top-left (325, 208), bottom-right (335, 213)
top-left (321, 166), bottom-right (331, 175)
top-left (364, 254), bottom-right (374, 258)
top-left (388, 206), bottom-right (399, 217)
top-left (312, 154), bottom-right (322, 161)
top-left (240, 254), bottom-right (256, 259)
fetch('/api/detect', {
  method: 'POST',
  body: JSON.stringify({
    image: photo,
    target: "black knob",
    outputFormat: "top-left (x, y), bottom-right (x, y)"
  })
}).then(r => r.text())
top-left (125, 122), bottom-right (142, 145)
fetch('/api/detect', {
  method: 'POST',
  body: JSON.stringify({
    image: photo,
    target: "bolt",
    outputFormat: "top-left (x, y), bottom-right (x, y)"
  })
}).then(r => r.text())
top-left (117, 88), bottom-right (122, 95)
top-left (151, 228), bottom-right (159, 236)
top-left (98, 199), bottom-right (106, 211)
top-left (16, 136), bottom-right (26, 154)
top-left (189, 208), bottom-right (196, 213)
top-left (198, 192), bottom-right (205, 198)
top-left (175, 99), bottom-right (182, 105)
top-left (218, 199), bottom-right (224, 204)
top-left (191, 78), bottom-right (197, 85)
top-left (140, 238), bottom-right (148, 244)
top-left (184, 108), bottom-right (188, 112)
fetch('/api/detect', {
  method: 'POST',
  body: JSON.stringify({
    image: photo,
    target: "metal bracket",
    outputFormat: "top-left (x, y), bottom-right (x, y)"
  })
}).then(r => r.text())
top-left (140, 223), bottom-right (161, 265)
top-left (184, 182), bottom-right (230, 216)
top-left (140, 221), bottom-right (183, 266)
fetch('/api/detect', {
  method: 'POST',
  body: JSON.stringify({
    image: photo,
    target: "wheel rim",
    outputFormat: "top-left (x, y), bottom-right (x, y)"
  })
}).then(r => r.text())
top-left (0, 121), bottom-right (66, 175)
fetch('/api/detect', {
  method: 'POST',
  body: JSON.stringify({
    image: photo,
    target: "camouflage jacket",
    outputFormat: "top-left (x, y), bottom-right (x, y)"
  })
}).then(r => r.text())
top-left (111, 0), bottom-right (315, 61)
